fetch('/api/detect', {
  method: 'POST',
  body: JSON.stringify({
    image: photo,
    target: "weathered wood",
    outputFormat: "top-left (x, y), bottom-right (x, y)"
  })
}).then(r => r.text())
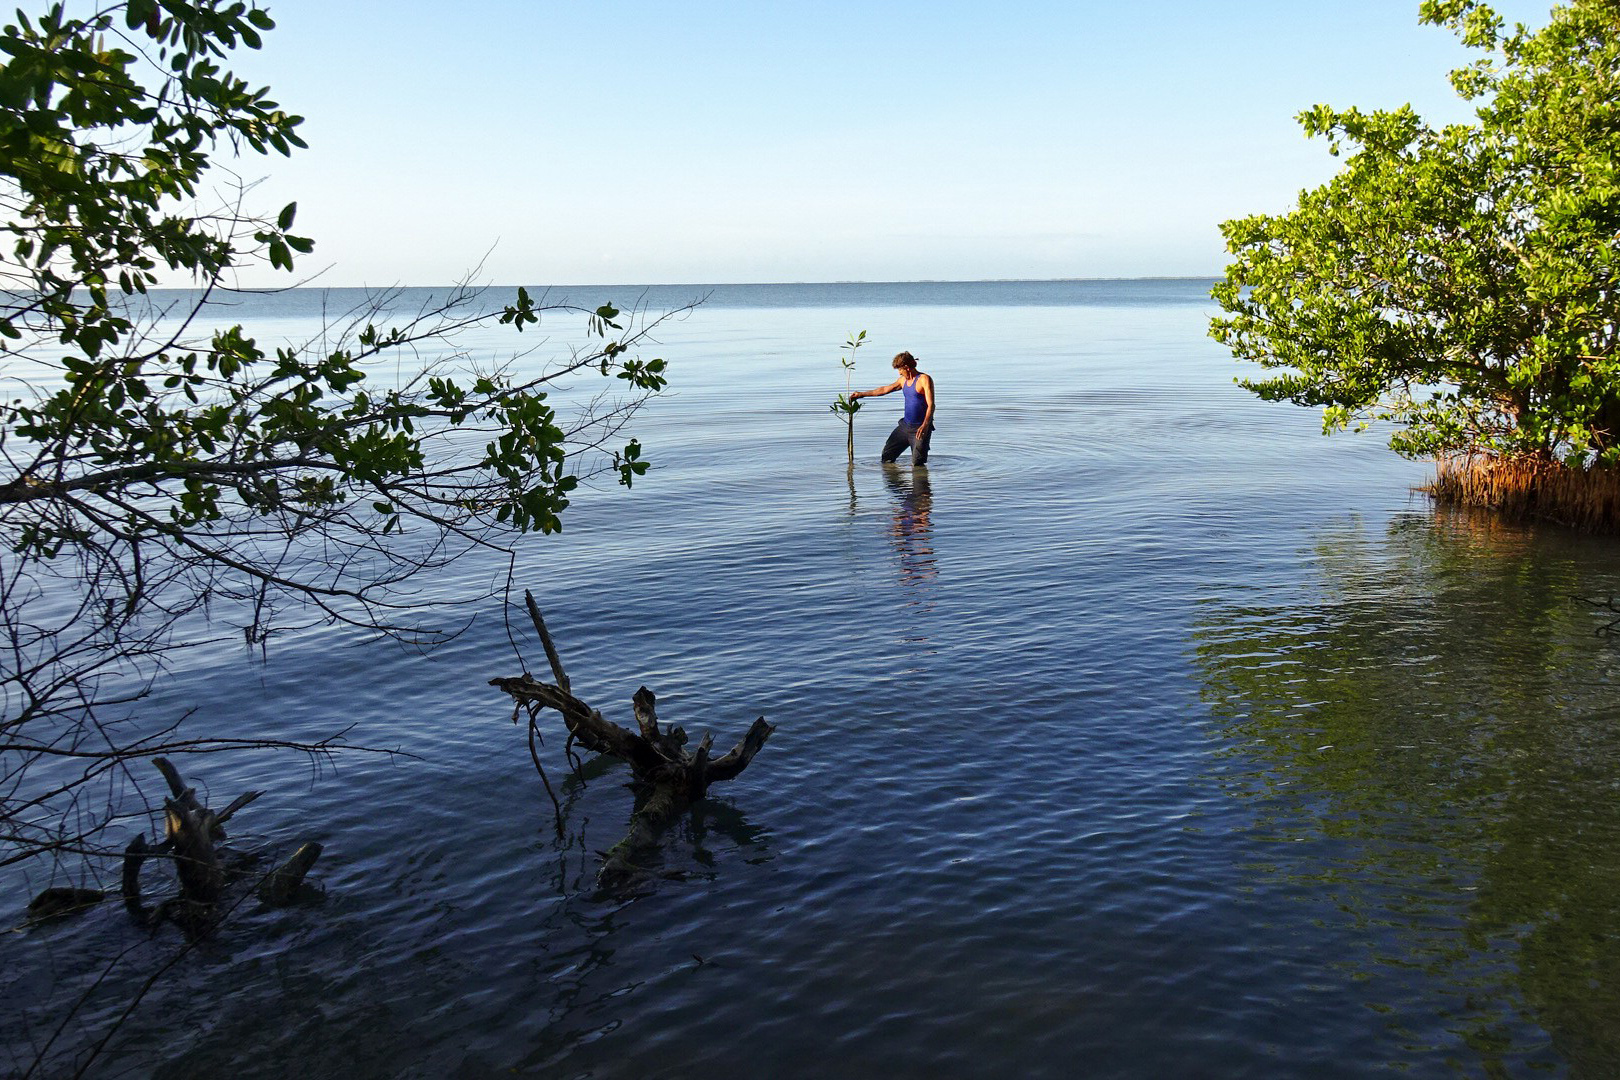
top-left (524, 589), bottom-right (573, 695)
top-left (213, 789), bottom-right (263, 831)
top-left (489, 674), bottom-right (657, 768)
top-left (258, 842), bottom-right (323, 906)
top-left (121, 834), bottom-right (153, 917)
top-left (493, 674), bottom-right (775, 799)
top-left (165, 793), bottom-right (223, 905)
top-left (115, 761), bottom-right (321, 930)
top-left (690, 733), bottom-right (714, 801)
top-left (706, 717), bottom-right (776, 784)
top-left (152, 756), bottom-right (189, 801)
top-left (493, 598), bottom-right (777, 891)
top-left (146, 755), bottom-right (224, 906)
top-left (598, 785), bottom-right (685, 892)
top-left (633, 686), bottom-right (691, 762)
top-left (26, 887), bottom-right (106, 921)
top-left (632, 685), bottom-right (663, 744)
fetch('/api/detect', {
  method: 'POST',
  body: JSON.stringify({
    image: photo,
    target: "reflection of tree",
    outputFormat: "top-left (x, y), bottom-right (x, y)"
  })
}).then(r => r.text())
top-left (510, 791), bottom-right (773, 1073)
top-left (554, 763), bottom-right (775, 891)
top-left (1193, 508), bottom-right (1620, 1076)
top-left (882, 465), bottom-right (937, 590)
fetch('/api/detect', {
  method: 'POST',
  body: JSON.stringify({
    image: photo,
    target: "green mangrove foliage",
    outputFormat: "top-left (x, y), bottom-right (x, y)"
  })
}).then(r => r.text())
top-left (0, 0), bottom-right (673, 874)
top-left (829, 329), bottom-right (866, 463)
top-left (1210, 0), bottom-right (1620, 466)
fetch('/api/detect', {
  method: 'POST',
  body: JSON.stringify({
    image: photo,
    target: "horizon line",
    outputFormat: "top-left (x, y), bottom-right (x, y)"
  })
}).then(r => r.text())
top-left (203, 274), bottom-right (1222, 293)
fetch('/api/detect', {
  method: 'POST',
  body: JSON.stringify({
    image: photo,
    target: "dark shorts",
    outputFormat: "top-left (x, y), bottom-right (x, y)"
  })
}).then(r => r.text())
top-left (882, 421), bottom-right (933, 465)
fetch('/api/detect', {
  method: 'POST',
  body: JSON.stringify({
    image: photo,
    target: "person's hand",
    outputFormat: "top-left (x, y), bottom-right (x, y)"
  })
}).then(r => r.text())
top-left (849, 391), bottom-right (861, 401)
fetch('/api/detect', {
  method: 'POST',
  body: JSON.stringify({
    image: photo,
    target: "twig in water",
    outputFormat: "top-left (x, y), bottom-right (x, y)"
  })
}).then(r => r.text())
top-left (527, 710), bottom-right (566, 839)
top-left (1571, 594), bottom-right (1620, 637)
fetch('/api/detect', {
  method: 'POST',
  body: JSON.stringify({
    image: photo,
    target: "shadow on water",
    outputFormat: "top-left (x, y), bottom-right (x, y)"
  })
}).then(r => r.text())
top-left (134, 776), bottom-right (777, 1079)
top-left (539, 753), bottom-right (775, 904)
top-left (509, 797), bottom-right (775, 1074)
top-left (1191, 507), bottom-right (1620, 1077)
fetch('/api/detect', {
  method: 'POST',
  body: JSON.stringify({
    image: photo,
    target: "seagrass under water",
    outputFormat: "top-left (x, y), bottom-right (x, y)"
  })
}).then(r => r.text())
top-left (4, 281), bottom-right (1620, 1078)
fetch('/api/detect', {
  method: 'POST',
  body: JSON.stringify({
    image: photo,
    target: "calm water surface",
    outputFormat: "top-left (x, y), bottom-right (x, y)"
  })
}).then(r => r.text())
top-left (5, 280), bottom-right (1620, 1078)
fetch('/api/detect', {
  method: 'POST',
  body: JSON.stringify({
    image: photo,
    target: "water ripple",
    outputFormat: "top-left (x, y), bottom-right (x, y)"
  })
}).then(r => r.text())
top-left (8, 287), bottom-right (1620, 1079)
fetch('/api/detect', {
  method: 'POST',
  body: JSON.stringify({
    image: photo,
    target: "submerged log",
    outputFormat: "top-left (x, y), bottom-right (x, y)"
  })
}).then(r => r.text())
top-left (25, 888), bottom-right (107, 922)
top-left (492, 590), bottom-right (776, 889)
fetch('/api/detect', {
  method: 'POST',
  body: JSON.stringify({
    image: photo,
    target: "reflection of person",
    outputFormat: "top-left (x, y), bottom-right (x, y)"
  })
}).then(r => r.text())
top-left (850, 351), bottom-right (935, 465)
top-left (884, 464), bottom-right (936, 588)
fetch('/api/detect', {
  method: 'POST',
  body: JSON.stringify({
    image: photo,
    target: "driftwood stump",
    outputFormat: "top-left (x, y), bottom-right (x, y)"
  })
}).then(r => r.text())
top-left (492, 591), bottom-right (775, 890)
top-left (21, 758), bottom-right (325, 932)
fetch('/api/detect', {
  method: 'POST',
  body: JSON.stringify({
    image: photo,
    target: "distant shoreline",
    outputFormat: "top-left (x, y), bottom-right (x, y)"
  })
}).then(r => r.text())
top-left (118, 279), bottom-right (1225, 316)
top-left (140, 276), bottom-right (1221, 295)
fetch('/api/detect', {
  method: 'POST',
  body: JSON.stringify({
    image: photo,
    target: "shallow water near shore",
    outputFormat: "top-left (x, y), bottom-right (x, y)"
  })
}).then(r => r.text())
top-left (5, 280), bottom-right (1620, 1078)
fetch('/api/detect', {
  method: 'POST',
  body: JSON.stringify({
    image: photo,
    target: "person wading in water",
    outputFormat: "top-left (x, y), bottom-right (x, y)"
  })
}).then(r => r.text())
top-left (850, 351), bottom-right (936, 465)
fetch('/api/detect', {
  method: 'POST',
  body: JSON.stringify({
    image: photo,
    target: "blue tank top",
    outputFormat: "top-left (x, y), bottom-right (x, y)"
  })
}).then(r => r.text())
top-left (903, 378), bottom-right (928, 426)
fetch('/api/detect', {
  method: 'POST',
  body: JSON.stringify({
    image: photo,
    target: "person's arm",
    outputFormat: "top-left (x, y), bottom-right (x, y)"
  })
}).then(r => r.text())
top-left (849, 376), bottom-right (903, 402)
top-left (918, 374), bottom-right (935, 430)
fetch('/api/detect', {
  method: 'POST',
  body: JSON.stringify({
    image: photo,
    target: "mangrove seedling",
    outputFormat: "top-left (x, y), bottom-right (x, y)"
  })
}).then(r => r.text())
top-left (829, 329), bottom-right (867, 464)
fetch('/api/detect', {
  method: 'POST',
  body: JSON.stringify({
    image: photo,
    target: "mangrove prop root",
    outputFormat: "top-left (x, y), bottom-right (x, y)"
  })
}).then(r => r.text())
top-left (492, 591), bottom-right (777, 887)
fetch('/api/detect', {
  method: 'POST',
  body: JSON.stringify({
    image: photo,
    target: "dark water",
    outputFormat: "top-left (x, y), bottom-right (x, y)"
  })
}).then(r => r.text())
top-left (5, 280), bottom-right (1620, 1078)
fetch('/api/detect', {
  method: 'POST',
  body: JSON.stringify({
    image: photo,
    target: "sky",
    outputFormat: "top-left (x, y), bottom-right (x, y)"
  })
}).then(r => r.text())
top-left (211, 0), bottom-right (1560, 287)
